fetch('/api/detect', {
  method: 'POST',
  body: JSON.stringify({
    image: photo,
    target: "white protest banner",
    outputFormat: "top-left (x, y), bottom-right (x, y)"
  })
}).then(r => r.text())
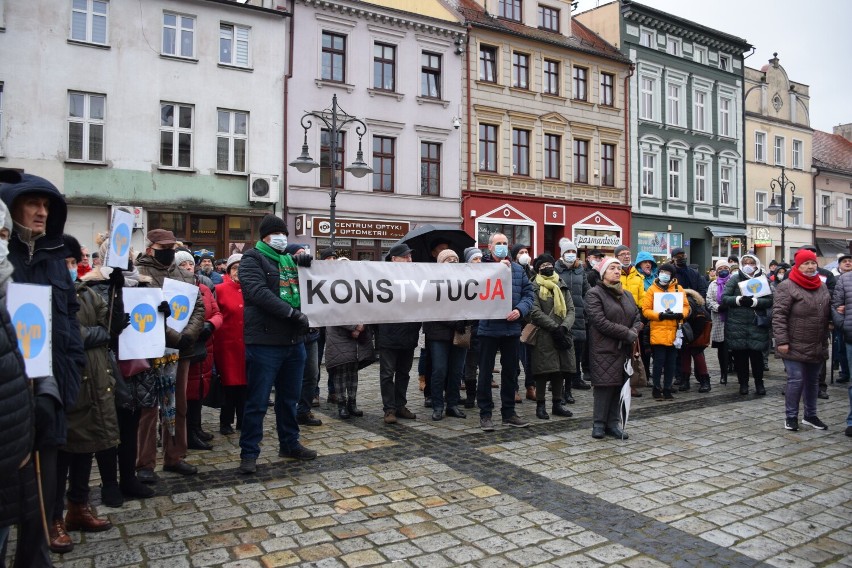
top-left (738, 275), bottom-right (771, 298)
top-left (653, 291), bottom-right (684, 313)
top-left (6, 283), bottom-right (52, 377)
top-left (299, 261), bottom-right (513, 327)
top-left (104, 208), bottom-right (134, 269)
top-left (119, 288), bottom-right (166, 359)
top-left (162, 278), bottom-right (199, 333)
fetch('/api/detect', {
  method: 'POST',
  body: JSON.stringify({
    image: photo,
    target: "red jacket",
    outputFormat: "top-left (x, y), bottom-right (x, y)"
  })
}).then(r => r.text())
top-left (187, 283), bottom-right (222, 401)
top-left (213, 276), bottom-right (246, 387)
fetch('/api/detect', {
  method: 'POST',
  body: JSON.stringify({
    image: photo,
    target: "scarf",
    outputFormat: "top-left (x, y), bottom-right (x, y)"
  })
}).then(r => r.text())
top-left (601, 280), bottom-right (624, 299)
top-left (256, 240), bottom-right (301, 308)
top-left (714, 274), bottom-right (730, 323)
top-left (534, 273), bottom-right (567, 318)
top-left (788, 267), bottom-right (823, 291)
top-left (0, 260), bottom-right (13, 295)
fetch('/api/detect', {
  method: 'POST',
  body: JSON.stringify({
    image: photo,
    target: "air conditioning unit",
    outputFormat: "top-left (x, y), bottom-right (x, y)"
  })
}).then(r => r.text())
top-left (248, 174), bottom-right (279, 203)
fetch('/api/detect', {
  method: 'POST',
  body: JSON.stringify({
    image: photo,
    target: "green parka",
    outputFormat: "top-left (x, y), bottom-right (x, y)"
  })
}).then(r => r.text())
top-left (721, 268), bottom-right (774, 352)
top-left (528, 279), bottom-right (576, 377)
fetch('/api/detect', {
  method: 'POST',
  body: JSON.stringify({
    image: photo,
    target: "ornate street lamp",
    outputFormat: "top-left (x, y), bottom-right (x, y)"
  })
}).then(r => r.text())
top-left (764, 166), bottom-right (799, 263)
top-left (288, 94), bottom-right (372, 251)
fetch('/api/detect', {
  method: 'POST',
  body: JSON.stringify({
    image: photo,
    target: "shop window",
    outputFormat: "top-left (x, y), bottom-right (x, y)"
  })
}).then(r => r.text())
top-left (477, 222), bottom-right (531, 251)
top-left (148, 212), bottom-right (187, 241)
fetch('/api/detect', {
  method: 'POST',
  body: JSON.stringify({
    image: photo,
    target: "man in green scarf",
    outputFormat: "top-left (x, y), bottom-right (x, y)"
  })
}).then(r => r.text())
top-left (237, 215), bottom-right (315, 474)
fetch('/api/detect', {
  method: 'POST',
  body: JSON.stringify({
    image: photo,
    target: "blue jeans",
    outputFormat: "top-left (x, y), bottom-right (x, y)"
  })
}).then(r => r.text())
top-left (783, 359), bottom-right (821, 419)
top-left (240, 343), bottom-right (306, 459)
top-left (297, 340), bottom-right (319, 415)
top-left (477, 335), bottom-right (519, 419)
top-left (651, 345), bottom-right (678, 391)
top-left (429, 340), bottom-right (466, 410)
top-left (833, 328), bottom-right (849, 380)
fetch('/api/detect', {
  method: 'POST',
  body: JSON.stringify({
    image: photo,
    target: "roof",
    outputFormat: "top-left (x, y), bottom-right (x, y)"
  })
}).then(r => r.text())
top-left (453, 0), bottom-right (631, 65)
top-left (813, 130), bottom-right (852, 175)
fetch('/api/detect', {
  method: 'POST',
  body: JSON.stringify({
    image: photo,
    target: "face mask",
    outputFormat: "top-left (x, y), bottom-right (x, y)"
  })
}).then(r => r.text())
top-left (675, 258), bottom-right (687, 267)
top-left (563, 253), bottom-right (577, 264)
top-left (590, 259), bottom-right (599, 269)
top-left (539, 267), bottom-right (554, 277)
top-left (517, 253), bottom-right (531, 266)
top-left (494, 244), bottom-right (508, 259)
top-left (776, 273), bottom-right (785, 281)
top-left (658, 273), bottom-right (671, 284)
top-left (804, 271), bottom-right (819, 279)
top-left (717, 270), bottom-right (730, 279)
top-left (741, 264), bottom-right (756, 275)
top-left (268, 234), bottom-right (288, 252)
top-left (69, 268), bottom-right (78, 282)
top-left (153, 248), bottom-right (176, 266)
top-left (0, 239), bottom-right (8, 264)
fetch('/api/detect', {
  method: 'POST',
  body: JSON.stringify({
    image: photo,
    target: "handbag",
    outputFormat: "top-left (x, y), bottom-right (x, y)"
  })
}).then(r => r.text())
top-left (681, 321), bottom-right (695, 344)
top-left (118, 357), bottom-right (150, 378)
top-left (203, 370), bottom-right (224, 409)
top-left (520, 323), bottom-right (538, 345)
top-left (453, 326), bottom-right (472, 349)
top-left (753, 309), bottom-right (771, 329)
top-left (629, 341), bottom-right (648, 388)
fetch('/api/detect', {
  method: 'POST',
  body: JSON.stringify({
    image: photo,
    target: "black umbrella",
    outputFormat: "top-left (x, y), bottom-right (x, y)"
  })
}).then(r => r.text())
top-left (389, 224), bottom-right (475, 262)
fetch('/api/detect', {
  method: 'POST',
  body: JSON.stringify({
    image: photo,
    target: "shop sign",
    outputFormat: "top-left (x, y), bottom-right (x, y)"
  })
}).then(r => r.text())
top-left (294, 214), bottom-right (308, 236)
top-left (574, 234), bottom-right (621, 247)
top-left (571, 211), bottom-right (623, 247)
top-left (637, 231), bottom-right (683, 256)
top-left (753, 239), bottom-right (773, 248)
top-left (544, 204), bottom-right (565, 226)
top-left (311, 217), bottom-right (410, 239)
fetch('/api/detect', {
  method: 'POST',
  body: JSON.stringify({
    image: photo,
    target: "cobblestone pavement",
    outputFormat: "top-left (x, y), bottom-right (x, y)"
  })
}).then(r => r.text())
top-left (17, 356), bottom-right (852, 567)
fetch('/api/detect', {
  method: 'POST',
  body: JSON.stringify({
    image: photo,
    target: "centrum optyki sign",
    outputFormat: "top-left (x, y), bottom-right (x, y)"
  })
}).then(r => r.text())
top-left (298, 262), bottom-right (513, 327)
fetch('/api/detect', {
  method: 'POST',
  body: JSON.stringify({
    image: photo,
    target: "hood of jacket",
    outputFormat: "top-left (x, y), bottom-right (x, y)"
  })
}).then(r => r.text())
top-left (684, 288), bottom-right (705, 306)
top-left (0, 174), bottom-right (68, 241)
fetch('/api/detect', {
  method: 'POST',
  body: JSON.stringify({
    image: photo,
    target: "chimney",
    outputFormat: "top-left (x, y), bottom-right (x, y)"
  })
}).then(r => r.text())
top-left (833, 123), bottom-right (852, 143)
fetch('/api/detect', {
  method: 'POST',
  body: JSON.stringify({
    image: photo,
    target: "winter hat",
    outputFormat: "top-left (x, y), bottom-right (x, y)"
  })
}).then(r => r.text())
top-left (437, 249), bottom-right (459, 263)
top-left (510, 244), bottom-right (529, 260)
top-left (658, 263), bottom-right (676, 276)
top-left (614, 245), bottom-right (630, 257)
top-left (174, 250), bottom-right (194, 266)
top-left (386, 243), bottom-right (413, 260)
top-left (793, 248), bottom-right (817, 267)
top-left (62, 234), bottom-right (83, 262)
top-left (226, 253), bottom-right (243, 272)
top-left (259, 214), bottom-right (288, 239)
top-left (596, 256), bottom-right (622, 278)
top-left (533, 254), bottom-right (556, 273)
top-left (671, 247), bottom-right (685, 257)
top-left (319, 248), bottom-right (338, 260)
top-left (559, 238), bottom-right (576, 255)
top-left (714, 259), bottom-right (730, 271)
top-left (284, 243), bottom-right (306, 256)
top-left (464, 247), bottom-right (482, 263)
top-left (837, 251), bottom-right (852, 263)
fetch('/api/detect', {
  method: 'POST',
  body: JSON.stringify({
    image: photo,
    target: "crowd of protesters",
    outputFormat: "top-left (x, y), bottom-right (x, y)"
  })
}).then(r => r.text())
top-left (1, 169), bottom-right (850, 565)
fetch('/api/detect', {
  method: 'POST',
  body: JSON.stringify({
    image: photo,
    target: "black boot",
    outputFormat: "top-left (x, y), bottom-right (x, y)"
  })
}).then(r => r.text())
top-left (719, 371), bottom-right (727, 385)
top-left (535, 401), bottom-right (550, 420)
top-left (592, 423), bottom-right (605, 439)
top-left (739, 382), bottom-right (749, 395)
top-left (347, 399), bottom-right (363, 417)
top-left (563, 386), bottom-right (575, 404)
top-left (464, 380), bottom-right (476, 408)
top-left (188, 430), bottom-right (213, 451)
top-left (678, 375), bottom-right (691, 392)
top-left (552, 400), bottom-right (573, 417)
top-left (572, 377), bottom-right (591, 390)
top-left (698, 375), bottom-right (711, 393)
top-left (338, 403), bottom-right (350, 419)
top-left (755, 380), bottom-right (766, 396)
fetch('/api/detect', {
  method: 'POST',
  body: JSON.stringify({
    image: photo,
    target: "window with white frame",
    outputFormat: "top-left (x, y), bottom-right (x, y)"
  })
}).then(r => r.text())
top-left (640, 76), bottom-right (656, 121)
top-left (160, 102), bottom-right (193, 169)
top-left (821, 194), bottom-right (831, 226)
top-left (693, 46), bottom-right (707, 64)
top-left (666, 82), bottom-right (683, 126)
top-left (216, 109), bottom-right (247, 174)
top-left (754, 131), bottom-right (766, 162)
top-left (220, 23), bottom-right (250, 67)
top-left (163, 12), bottom-right (195, 58)
top-left (639, 28), bottom-right (654, 48)
top-left (774, 136), bottom-right (785, 166)
top-left (71, 0), bottom-right (108, 45)
top-left (719, 96), bottom-right (733, 137)
top-left (694, 162), bottom-right (708, 203)
top-left (642, 153), bottom-right (656, 197)
top-left (668, 157), bottom-right (681, 199)
top-left (720, 165), bottom-right (733, 206)
top-left (68, 92), bottom-right (105, 162)
top-left (789, 197), bottom-right (803, 226)
top-left (719, 54), bottom-right (731, 71)
top-left (755, 191), bottom-right (767, 223)
top-left (666, 36), bottom-right (680, 56)
top-left (847, 198), bottom-right (852, 228)
top-left (693, 90), bottom-right (708, 132)
top-left (792, 139), bottom-right (803, 169)
top-left (421, 52), bottom-right (442, 98)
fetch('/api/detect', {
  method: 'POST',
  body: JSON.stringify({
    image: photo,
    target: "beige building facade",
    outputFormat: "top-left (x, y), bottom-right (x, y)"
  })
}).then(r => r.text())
top-left (813, 126), bottom-right (852, 264)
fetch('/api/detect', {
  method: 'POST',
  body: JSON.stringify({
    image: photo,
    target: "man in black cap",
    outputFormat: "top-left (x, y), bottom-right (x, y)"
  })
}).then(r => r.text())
top-left (238, 214), bottom-right (315, 473)
top-left (376, 243), bottom-right (420, 424)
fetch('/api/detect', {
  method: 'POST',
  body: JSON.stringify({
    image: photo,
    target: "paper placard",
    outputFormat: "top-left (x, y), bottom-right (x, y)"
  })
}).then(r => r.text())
top-left (653, 291), bottom-right (684, 314)
top-left (105, 208), bottom-right (134, 269)
top-left (119, 288), bottom-right (166, 359)
top-left (162, 278), bottom-right (199, 333)
top-left (6, 283), bottom-right (52, 378)
top-left (738, 275), bottom-right (771, 298)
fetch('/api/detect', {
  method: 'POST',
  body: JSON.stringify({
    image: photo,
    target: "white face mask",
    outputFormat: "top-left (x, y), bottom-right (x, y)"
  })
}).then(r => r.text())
top-left (741, 264), bottom-right (756, 275)
top-left (517, 253), bottom-right (531, 266)
top-left (268, 234), bottom-right (288, 252)
top-left (0, 238), bottom-right (8, 264)
top-left (563, 253), bottom-right (577, 264)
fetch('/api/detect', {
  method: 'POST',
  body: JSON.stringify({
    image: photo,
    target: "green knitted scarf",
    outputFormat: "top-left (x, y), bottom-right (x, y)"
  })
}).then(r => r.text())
top-left (255, 241), bottom-right (301, 308)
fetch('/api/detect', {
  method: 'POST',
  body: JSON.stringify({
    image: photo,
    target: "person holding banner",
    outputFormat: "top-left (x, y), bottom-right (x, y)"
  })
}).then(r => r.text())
top-left (721, 254), bottom-right (773, 396)
top-left (642, 263), bottom-right (690, 401)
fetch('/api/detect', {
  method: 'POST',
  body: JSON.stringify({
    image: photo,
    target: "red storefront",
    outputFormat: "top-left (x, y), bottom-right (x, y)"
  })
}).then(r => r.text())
top-left (462, 194), bottom-right (631, 258)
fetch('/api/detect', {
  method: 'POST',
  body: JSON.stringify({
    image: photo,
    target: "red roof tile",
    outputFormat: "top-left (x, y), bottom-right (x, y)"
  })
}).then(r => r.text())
top-left (813, 130), bottom-right (852, 175)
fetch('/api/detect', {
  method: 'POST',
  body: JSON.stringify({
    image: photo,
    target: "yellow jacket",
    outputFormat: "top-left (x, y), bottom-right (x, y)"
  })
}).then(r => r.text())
top-left (621, 266), bottom-right (645, 306)
top-left (642, 279), bottom-right (691, 346)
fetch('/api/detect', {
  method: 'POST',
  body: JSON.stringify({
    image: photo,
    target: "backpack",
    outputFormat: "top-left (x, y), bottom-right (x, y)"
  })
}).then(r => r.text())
top-left (684, 292), bottom-right (711, 345)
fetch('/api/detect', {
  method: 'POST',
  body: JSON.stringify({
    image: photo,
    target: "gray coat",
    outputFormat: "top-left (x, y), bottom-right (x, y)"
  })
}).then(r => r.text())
top-left (555, 260), bottom-right (589, 341)
top-left (585, 284), bottom-right (641, 388)
top-left (772, 278), bottom-right (830, 363)
top-left (831, 271), bottom-right (852, 342)
top-left (324, 325), bottom-right (375, 371)
top-left (529, 280), bottom-right (576, 377)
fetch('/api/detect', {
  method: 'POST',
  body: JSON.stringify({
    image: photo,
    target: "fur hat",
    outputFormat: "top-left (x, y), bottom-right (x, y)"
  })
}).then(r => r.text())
top-left (464, 247), bottom-right (482, 263)
top-left (226, 253), bottom-right (242, 272)
top-left (437, 249), bottom-right (459, 263)
top-left (793, 248), bottom-right (817, 267)
top-left (559, 238), bottom-right (576, 255)
top-left (259, 214), bottom-right (288, 239)
top-left (174, 250), bottom-right (194, 266)
top-left (596, 256), bottom-right (622, 278)
top-left (533, 254), bottom-right (556, 273)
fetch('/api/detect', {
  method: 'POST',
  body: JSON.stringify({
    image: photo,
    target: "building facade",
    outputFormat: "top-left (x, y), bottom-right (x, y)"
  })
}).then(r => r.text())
top-left (285, 0), bottom-right (466, 260)
top-left (812, 126), bottom-right (852, 263)
top-left (577, 0), bottom-right (751, 270)
top-left (454, 0), bottom-right (633, 257)
top-left (0, 0), bottom-right (290, 255)
top-left (743, 54), bottom-right (813, 265)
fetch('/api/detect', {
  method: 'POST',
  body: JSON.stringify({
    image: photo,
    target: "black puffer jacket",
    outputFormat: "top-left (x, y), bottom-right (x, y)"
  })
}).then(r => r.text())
top-left (1, 174), bottom-right (84, 447)
top-left (239, 247), bottom-right (306, 346)
top-left (555, 260), bottom-right (589, 341)
top-left (721, 270), bottom-right (773, 352)
top-left (376, 321), bottom-right (421, 350)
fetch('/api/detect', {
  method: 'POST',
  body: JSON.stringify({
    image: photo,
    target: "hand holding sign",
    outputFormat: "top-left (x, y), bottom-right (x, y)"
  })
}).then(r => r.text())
top-left (6, 283), bottom-right (53, 378)
top-left (105, 208), bottom-right (134, 269)
top-left (653, 291), bottom-right (684, 314)
top-left (162, 278), bottom-right (199, 333)
top-left (119, 288), bottom-right (166, 359)
top-left (738, 275), bottom-right (771, 298)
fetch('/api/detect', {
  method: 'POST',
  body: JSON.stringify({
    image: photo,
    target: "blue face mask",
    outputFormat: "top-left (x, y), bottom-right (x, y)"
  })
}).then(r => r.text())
top-left (563, 253), bottom-right (577, 264)
top-left (268, 234), bottom-right (288, 252)
top-left (69, 268), bottom-right (78, 282)
top-left (658, 273), bottom-right (671, 285)
top-left (494, 244), bottom-right (509, 259)
top-left (717, 270), bottom-right (730, 279)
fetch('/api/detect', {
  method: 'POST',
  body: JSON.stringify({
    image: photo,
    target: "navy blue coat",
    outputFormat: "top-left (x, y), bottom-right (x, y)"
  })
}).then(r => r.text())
top-left (477, 260), bottom-right (534, 337)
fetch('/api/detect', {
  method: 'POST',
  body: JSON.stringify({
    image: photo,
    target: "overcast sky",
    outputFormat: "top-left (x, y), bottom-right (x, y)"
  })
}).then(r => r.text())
top-left (575, 0), bottom-right (852, 134)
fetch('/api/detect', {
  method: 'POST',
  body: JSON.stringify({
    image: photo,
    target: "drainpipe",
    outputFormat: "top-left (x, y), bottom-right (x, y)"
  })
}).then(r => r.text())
top-left (465, 23), bottom-right (473, 233)
top-left (623, 63), bottom-right (634, 210)
top-left (281, 0), bottom-right (296, 219)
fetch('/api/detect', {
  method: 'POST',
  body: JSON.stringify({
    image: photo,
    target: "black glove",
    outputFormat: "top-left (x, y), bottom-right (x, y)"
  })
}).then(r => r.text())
top-left (659, 311), bottom-right (675, 320)
top-left (290, 309), bottom-right (310, 330)
top-left (293, 253), bottom-right (313, 268)
top-left (455, 321), bottom-right (468, 333)
top-left (108, 267), bottom-right (125, 287)
top-left (198, 321), bottom-right (215, 343)
top-left (177, 334), bottom-right (194, 350)
top-left (739, 296), bottom-right (755, 307)
top-left (673, 312), bottom-right (684, 321)
top-left (121, 313), bottom-right (131, 329)
top-left (551, 329), bottom-right (572, 351)
top-left (158, 301), bottom-right (172, 318)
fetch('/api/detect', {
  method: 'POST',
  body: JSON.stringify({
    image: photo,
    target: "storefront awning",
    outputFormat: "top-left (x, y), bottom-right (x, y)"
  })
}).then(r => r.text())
top-left (705, 226), bottom-right (746, 238)
top-left (815, 238), bottom-right (851, 256)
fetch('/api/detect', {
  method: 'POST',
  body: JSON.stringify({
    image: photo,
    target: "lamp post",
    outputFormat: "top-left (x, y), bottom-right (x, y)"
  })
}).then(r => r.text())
top-left (763, 166), bottom-right (799, 263)
top-left (289, 94), bottom-right (372, 251)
